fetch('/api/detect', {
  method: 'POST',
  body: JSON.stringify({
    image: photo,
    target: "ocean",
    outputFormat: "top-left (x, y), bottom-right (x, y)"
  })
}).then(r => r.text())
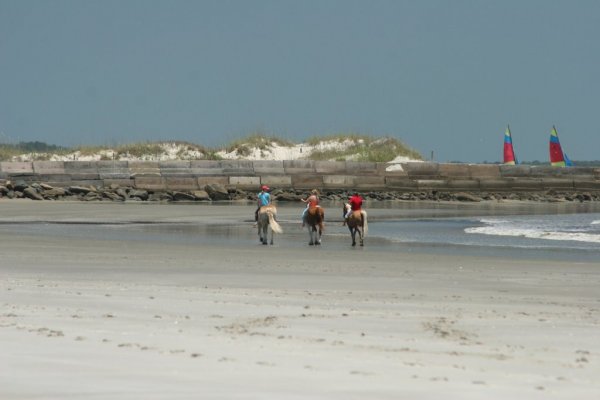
top-left (368, 212), bottom-right (600, 262)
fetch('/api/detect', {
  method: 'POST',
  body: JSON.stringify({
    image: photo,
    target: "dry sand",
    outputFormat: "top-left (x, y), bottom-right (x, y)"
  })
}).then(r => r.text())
top-left (0, 201), bottom-right (599, 399)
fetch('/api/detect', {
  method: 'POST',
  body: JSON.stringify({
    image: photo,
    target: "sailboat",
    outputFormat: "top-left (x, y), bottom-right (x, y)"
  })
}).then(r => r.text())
top-left (549, 126), bottom-right (573, 167)
top-left (503, 125), bottom-right (517, 165)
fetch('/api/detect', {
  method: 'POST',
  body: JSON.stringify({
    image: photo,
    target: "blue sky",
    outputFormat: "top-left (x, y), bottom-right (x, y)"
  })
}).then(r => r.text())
top-left (1, 0), bottom-right (599, 162)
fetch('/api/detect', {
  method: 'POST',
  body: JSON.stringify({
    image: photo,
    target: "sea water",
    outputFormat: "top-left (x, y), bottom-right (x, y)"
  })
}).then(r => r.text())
top-left (368, 212), bottom-right (600, 262)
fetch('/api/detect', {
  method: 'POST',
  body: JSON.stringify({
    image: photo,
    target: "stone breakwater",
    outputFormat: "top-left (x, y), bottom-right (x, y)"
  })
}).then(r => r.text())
top-left (0, 160), bottom-right (599, 202)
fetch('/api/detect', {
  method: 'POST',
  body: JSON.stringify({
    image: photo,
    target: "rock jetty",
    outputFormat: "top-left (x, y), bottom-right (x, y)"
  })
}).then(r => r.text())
top-left (1, 180), bottom-right (598, 203)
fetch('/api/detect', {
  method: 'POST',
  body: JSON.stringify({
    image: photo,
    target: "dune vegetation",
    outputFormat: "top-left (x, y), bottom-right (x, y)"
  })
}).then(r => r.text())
top-left (0, 134), bottom-right (422, 162)
top-left (304, 134), bottom-right (422, 162)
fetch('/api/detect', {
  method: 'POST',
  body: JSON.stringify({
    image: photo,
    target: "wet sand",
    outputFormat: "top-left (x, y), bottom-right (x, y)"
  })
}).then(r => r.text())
top-left (1, 200), bottom-right (599, 399)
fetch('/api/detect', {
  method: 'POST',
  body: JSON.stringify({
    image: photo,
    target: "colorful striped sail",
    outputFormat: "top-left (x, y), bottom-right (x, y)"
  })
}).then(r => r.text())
top-left (549, 126), bottom-right (566, 167)
top-left (503, 125), bottom-right (517, 165)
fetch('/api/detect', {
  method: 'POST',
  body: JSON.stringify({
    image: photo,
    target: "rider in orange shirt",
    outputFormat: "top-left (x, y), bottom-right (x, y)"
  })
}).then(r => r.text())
top-left (301, 189), bottom-right (320, 227)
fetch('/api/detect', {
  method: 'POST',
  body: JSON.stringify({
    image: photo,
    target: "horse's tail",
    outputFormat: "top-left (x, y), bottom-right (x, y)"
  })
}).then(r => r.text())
top-left (361, 210), bottom-right (368, 236)
top-left (320, 208), bottom-right (325, 230)
top-left (268, 211), bottom-right (283, 234)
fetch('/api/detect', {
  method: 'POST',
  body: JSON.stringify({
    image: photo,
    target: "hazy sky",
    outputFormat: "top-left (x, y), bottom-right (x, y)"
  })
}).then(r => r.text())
top-left (1, 0), bottom-right (599, 162)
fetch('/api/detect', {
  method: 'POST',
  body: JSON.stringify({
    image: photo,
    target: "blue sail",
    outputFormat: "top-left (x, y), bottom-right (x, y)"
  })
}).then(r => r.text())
top-left (564, 153), bottom-right (573, 167)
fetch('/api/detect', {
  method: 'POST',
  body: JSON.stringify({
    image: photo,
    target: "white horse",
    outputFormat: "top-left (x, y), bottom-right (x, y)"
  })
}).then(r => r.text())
top-left (257, 204), bottom-right (282, 245)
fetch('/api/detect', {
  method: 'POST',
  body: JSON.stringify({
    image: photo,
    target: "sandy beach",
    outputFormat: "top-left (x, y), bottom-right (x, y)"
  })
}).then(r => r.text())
top-left (1, 200), bottom-right (599, 399)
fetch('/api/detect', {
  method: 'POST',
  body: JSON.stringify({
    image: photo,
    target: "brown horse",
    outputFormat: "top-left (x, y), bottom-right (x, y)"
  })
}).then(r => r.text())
top-left (343, 203), bottom-right (368, 247)
top-left (305, 206), bottom-right (324, 245)
top-left (257, 204), bottom-right (282, 245)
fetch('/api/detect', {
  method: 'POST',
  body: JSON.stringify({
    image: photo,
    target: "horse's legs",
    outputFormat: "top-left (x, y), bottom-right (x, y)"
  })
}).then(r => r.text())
top-left (359, 226), bottom-right (364, 246)
top-left (349, 226), bottom-right (356, 246)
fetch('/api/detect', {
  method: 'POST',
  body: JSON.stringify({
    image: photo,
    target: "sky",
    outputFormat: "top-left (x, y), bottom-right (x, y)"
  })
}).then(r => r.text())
top-left (1, 0), bottom-right (599, 162)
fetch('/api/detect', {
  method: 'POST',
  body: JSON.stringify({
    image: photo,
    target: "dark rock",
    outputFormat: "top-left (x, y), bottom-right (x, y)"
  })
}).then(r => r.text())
top-left (152, 192), bottom-right (172, 201)
top-left (103, 191), bottom-right (123, 201)
top-left (129, 190), bottom-right (148, 201)
top-left (116, 188), bottom-right (129, 198)
top-left (14, 180), bottom-right (29, 192)
top-left (24, 187), bottom-right (44, 200)
top-left (43, 188), bottom-right (67, 197)
top-left (275, 192), bottom-right (301, 201)
top-left (84, 192), bottom-right (101, 201)
top-left (69, 186), bottom-right (92, 194)
top-left (454, 192), bottom-right (481, 202)
top-left (172, 192), bottom-right (196, 201)
top-left (0, 185), bottom-right (8, 195)
top-left (192, 190), bottom-right (211, 201)
top-left (204, 184), bottom-right (230, 200)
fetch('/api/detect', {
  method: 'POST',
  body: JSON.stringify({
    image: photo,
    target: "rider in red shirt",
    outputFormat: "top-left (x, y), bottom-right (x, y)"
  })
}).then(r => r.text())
top-left (349, 193), bottom-right (363, 211)
top-left (343, 192), bottom-right (364, 224)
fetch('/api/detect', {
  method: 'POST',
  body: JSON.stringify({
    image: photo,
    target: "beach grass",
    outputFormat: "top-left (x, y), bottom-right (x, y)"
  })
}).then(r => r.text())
top-left (306, 135), bottom-right (422, 162)
top-left (224, 133), bottom-right (295, 156)
top-left (1, 134), bottom-right (422, 162)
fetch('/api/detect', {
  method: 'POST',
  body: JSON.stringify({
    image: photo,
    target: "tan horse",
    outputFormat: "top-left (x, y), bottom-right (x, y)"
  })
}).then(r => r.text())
top-left (257, 204), bottom-right (282, 245)
top-left (343, 203), bottom-right (368, 247)
top-left (305, 206), bottom-right (324, 245)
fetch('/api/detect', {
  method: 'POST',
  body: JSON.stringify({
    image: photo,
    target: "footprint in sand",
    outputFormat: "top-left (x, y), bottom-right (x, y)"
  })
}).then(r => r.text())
top-left (256, 361), bottom-right (275, 367)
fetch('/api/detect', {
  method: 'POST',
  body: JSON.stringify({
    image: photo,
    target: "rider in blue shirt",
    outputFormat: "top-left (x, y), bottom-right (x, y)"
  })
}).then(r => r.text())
top-left (255, 185), bottom-right (271, 223)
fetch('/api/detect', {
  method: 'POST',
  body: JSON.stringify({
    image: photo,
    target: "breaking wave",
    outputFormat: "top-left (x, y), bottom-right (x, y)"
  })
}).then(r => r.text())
top-left (466, 217), bottom-right (600, 244)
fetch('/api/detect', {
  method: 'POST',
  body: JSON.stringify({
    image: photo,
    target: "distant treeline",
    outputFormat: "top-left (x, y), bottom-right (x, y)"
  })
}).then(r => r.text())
top-left (2, 141), bottom-right (67, 152)
top-left (523, 160), bottom-right (600, 167)
top-left (474, 160), bottom-right (600, 167)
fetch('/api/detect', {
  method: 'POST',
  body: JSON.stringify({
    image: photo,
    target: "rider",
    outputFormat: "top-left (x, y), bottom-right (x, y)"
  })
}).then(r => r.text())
top-left (255, 185), bottom-right (272, 224)
top-left (301, 189), bottom-right (320, 227)
top-left (343, 191), bottom-right (364, 225)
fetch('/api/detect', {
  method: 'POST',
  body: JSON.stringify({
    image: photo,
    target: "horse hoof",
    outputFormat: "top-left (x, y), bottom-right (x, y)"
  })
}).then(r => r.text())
top-left (352, 243), bottom-right (356, 247)
top-left (316, 241), bottom-right (321, 245)
top-left (309, 242), bottom-right (314, 246)
top-left (262, 242), bottom-right (268, 245)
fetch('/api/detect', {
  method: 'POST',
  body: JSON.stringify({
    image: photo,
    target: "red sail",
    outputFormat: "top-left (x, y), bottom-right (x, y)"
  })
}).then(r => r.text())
top-left (549, 127), bottom-right (565, 166)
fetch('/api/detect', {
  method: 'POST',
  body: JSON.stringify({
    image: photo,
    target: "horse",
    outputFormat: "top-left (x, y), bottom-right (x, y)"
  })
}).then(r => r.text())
top-left (305, 206), bottom-right (324, 245)
top-left (257, 204), bottom-right (282, 245)
top-left (343, 203), bottom-right (368, 247)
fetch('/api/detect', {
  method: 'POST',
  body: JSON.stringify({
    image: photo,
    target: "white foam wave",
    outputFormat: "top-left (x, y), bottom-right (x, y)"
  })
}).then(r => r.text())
top-left (591, 220), bottom-right (600, 225)
top-left (465, 226), bottom-right (600, 244)
top-left (478, 218), bottom-right (510, 224)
